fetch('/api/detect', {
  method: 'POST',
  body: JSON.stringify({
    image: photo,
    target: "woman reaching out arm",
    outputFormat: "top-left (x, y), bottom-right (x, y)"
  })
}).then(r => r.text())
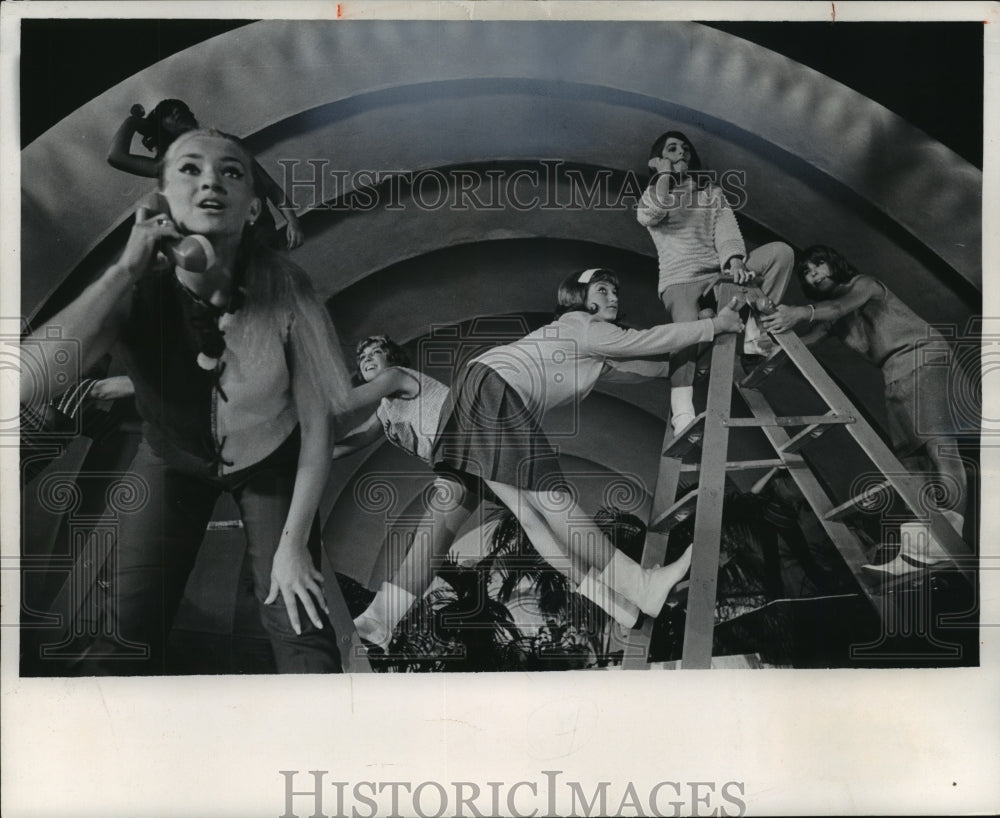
top-left (331, 336), bottom-right (482, 652)
top-left (430, 267), bottom-right (745, 629)
top-left (761, 245), bottom-right (971, 577)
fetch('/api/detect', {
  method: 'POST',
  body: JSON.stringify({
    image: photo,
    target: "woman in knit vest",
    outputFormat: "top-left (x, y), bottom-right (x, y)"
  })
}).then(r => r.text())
top-left (761, 244), bottom-right (972, 576)
top-left (21, 130), bottom-right (351, 674)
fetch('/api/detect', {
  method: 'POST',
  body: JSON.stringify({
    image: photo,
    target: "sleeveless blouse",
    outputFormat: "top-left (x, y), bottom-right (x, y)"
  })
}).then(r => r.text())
top-left (375, 367), bottom-right (450, 464)
top-left (831, 278), bottom-right (949, 384)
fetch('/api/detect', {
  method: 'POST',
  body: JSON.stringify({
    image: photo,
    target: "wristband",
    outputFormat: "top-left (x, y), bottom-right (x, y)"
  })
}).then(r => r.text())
top-left (808, 304), bottom-right (816, 323)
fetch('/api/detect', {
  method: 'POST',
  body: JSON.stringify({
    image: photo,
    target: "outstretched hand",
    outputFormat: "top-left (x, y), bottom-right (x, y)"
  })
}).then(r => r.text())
top-left (712, 296), bottom-right (745, 335)
top-left (89, 375), bottom-right (135, 401)
top-left (760, 304), bottom-right (806, 335)
top-left (264, 541), bottom-right (329, 635)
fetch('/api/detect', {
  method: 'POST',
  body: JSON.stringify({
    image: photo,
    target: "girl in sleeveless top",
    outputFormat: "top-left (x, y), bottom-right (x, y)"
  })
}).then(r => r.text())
top-left (333, 335), bottom-right (481, 651)
top-left (432, 268), bottom-right (745, 626)
top-left (335, 336), bottom-right (450, 465)
top-left (761, 245), bottom-right (973, 576)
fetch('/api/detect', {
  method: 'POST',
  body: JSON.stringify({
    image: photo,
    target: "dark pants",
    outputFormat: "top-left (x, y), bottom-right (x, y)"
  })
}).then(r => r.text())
top-left (82, 432), bottom-right (341, 675)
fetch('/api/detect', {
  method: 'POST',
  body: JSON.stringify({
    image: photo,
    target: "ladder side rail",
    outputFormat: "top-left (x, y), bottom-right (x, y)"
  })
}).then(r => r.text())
top-left (773, 332), bottom-right (974, 580)
top-left (643, 457), bottom-right (685, 568)
top-left (680, 314), bottom-right (740, 669)
top-left (736, 379), bottom-right (888, 620)
top-left (622, 453), bottom-right (685, 670)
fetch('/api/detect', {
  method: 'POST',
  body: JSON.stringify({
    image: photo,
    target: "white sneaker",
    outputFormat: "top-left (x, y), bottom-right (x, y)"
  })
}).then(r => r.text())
top-left (670, 412), bottom-right (697, 437)
top-left (742, 337), bottom-right (776, 357)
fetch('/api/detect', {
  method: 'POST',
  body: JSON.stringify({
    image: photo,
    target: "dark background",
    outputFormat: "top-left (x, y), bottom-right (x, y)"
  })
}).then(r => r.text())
top-left (20, 19), bottom-right (984, 167)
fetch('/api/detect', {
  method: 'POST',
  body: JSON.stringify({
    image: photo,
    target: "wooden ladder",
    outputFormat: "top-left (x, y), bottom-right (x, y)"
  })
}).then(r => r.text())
top-left (622, 282), bottom-right (974, 670)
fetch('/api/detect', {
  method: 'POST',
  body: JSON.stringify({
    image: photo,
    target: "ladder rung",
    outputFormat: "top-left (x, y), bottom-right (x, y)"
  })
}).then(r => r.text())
top-left (648, 488), bottom-right (699, 533)
top-left (651, 653), bottom-right (766, 670)
top-left (779, 418), bottom-right (837, 453)
top-left (716, 273), bottom-right (764, 286)
top-left (679, 458), bottom-right (787, 473)
top-left (662, 412), bottom-right (707, 457)
top-left (722, 413), bottom-right (854, 428)
top-left (739, 347), bottom-right (789, 388)
top-left (824, 480), bottom-right (894, 522)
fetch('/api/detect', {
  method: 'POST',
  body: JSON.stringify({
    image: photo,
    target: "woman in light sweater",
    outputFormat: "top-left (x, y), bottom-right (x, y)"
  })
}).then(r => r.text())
top-left (431, 267), bottom-right (745, 624)
top-left (637, 130), bottom-right (794, 435)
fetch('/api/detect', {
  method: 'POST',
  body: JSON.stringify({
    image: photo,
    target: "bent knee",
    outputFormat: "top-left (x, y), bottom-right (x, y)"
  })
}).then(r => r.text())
top-left (759, 241), bottom-right (794, 269)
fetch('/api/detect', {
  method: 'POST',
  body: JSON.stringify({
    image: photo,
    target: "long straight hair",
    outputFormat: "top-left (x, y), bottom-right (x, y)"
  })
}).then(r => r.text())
top-left (160, 129), bottom-right (352, 415)
top-left (238, 244), bottom-right (353, 415)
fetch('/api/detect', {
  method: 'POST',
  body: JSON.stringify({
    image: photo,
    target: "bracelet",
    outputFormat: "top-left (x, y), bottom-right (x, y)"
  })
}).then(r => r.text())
top-left (807, 304), bottom-right (816, 323)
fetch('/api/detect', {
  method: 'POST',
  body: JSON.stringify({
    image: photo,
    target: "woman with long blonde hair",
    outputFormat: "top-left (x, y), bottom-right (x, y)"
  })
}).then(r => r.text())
top-left (22, 129), bottom-right (351, 673)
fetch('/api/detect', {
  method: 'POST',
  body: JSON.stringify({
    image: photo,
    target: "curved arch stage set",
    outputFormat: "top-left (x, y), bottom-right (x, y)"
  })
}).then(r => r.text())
top-left (19, 20), bottom-right (982, 674)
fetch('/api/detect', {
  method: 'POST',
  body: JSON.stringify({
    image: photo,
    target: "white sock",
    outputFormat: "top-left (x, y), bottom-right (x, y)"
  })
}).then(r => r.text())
top-left (353, 582), bottom-right (417, 652)
top-left (864, 516), bottom-right (958, 576)
top-left (670, 386), bottom-right (695, 434)
top-left (576, 568), bottom-right (639, 628)
top-left (598, 547), bottom-right (692, 618)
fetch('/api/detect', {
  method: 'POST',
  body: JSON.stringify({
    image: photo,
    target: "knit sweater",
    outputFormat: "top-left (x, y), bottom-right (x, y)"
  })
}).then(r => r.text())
top-left (637, 179), bottom-right (746, 295)
top-left (473, 312), bottom-right (715, 417)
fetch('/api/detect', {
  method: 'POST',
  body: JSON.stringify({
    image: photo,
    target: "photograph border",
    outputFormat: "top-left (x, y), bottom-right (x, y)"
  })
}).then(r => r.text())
top-left (2, 2), bottom-right (998, 816)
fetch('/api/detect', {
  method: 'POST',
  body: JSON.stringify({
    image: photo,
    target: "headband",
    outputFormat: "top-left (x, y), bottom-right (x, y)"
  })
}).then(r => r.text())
top-left (578, 268), bottom-right (601, 284)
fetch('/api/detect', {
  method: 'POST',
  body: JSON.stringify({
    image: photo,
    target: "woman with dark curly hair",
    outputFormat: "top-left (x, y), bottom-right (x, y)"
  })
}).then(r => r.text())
top-left (333, 334), bottom-right (481, 652)
top-left (638, 130), bottom-right (795, 435)
top-left (761, 244), bottom-right (972, 576)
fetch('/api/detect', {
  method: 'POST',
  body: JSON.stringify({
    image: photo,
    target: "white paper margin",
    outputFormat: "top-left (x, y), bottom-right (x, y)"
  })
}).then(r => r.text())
top-left (2, 2), bottom-right (998, 817)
